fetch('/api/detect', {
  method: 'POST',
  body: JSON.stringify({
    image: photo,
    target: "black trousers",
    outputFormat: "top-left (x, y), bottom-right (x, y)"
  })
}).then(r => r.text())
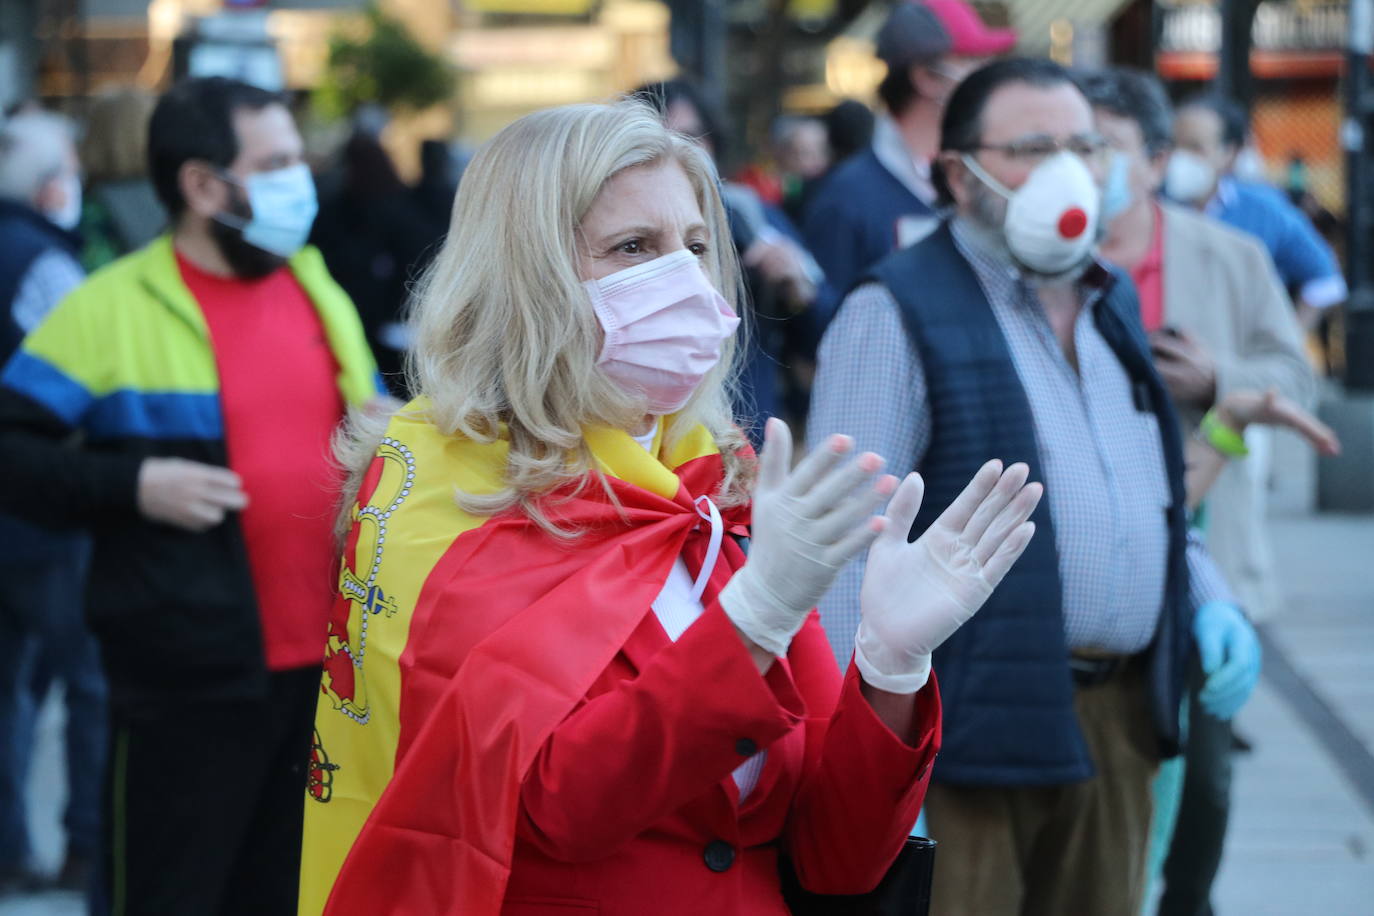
top-left (1158, 663), bottom-right (1234, 916)
top-left (106, 666), bottom-right (320, 916)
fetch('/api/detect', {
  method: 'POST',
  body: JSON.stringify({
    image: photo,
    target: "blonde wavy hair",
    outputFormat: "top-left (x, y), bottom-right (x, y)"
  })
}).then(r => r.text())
top-left (339, 100), bottom-right (752, 535)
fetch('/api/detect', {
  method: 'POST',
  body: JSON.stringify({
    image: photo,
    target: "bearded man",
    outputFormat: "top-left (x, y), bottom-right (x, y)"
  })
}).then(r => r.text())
top-left (0, 77), bottom-right (381, 915)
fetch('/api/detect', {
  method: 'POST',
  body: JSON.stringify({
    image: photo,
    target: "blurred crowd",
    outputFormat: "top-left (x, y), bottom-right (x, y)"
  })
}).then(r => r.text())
top-left (0, 0), bottom-right (1350, 915)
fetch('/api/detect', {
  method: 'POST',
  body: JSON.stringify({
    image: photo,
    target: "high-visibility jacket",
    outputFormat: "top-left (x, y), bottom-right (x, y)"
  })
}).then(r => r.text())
top-left (0, 235), bottom-right (381, 713)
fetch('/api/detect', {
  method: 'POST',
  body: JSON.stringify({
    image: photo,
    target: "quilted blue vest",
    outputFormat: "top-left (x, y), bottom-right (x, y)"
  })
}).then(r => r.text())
top-left (864, 222), bottom-right (1192, 786)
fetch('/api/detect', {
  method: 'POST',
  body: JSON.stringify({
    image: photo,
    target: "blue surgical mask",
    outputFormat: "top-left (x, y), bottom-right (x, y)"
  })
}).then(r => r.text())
top-left (216, 163), bottom-right (318, 258)
top-left (47, 172), bottom-right (83, 232)
top-left (1100, 152), bottom-right (1133, 223)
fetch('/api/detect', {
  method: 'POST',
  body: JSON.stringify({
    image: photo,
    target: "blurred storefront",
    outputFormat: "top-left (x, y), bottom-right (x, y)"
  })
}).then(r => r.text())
top-left (793, 0), bottom-right (1134, 114)
top-left (449, 0), bottom-right (674, 142)
top-left (12, 0), bottom-right (1356, 208)
top-left (1151, 0), bottom-right (1348, 215)
top-left (20, 0), bottom-right (674, 144)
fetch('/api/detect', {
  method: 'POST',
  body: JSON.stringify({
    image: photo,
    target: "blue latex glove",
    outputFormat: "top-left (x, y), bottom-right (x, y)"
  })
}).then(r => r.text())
top-left (1193, 601), bottom-right (1262, 720)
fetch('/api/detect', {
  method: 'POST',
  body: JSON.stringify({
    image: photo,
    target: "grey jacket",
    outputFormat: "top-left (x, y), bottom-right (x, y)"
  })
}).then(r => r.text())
top-left (1160, 202), bottom-right (1314, 619)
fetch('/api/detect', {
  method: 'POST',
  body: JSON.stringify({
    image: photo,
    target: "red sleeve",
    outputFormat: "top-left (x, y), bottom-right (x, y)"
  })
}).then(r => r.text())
top-left (516, 601), bottom-right (805, 863)
top-left (782, 616), bottom-right (941, 895)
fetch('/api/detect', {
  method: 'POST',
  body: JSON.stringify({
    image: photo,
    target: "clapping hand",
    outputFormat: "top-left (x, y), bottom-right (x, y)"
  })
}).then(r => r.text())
top-left (855, 460), bottom-right (1044, 693)
top-left (719, 419), bottom-right (897, 657)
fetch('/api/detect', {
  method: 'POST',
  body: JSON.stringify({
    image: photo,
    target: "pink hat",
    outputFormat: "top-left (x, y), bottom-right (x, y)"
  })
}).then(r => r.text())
top-left (924, 0), bottom-right (1018, 57)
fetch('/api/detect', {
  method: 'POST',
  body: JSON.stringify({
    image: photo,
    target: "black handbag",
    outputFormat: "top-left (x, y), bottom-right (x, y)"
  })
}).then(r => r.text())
top-left (780, 836), bottom-right (938, 916)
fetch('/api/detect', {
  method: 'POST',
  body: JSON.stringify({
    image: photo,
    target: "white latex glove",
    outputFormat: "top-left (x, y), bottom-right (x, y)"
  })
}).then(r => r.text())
top-left (720, 418), bottom-right (896, 656)
top-left (855, 460), bottom-right (1044, 693)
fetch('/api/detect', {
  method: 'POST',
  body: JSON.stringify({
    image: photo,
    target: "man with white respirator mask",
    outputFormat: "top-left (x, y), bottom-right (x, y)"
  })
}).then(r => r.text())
top-left (810, 58), bottom-right (1252, 915)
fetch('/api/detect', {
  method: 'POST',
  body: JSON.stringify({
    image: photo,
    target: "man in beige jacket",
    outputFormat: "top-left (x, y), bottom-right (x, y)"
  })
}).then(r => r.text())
top-left (1085, 67), bottom-right (1313, 916)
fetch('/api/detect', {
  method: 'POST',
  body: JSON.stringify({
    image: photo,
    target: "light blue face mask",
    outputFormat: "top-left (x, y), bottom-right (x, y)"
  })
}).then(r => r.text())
top-left (216, 163), bottom-right (319, 258)
top-left (1100, 151), bottom-right (1133, 223)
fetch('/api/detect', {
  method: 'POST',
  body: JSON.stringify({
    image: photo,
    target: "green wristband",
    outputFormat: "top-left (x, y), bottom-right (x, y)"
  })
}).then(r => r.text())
top-left (1200, 409), bottom-right (1249, 458)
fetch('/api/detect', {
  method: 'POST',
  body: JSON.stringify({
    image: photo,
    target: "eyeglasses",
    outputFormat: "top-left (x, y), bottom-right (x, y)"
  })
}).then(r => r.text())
top-left (965, 133), bottom-right (1112, 168)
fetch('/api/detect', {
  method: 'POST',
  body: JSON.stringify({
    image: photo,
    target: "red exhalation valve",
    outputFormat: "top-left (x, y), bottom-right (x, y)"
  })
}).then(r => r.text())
top-left (1058, 207), bottom-right (1088, 239)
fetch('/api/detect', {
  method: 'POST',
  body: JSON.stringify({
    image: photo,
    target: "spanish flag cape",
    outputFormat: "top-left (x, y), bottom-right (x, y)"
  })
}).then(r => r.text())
top-left (299, 402), bottom-right (752, 916)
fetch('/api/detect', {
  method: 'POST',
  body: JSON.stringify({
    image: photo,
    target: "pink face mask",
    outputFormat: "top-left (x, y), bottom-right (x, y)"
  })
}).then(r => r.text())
top-left (584, 249), bottom-right (740, 414)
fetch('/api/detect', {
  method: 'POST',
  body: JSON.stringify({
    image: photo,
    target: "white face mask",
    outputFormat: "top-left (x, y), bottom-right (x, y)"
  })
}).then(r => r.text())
top-left (962, 150), bottom-right (1101, 276)
top-left (47, 172), bottom-right (82, 232)
top-left (584, 249), bottom-right (740, 415)
top-left (1164, 150), bottom-right (1217, 204)
top-left (216, 163), bottom-right (319, 258)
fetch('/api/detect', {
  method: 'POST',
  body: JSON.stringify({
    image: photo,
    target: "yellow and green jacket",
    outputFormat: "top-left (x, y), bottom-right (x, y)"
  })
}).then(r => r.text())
top-left (0, 235), bottom-right (381, 713)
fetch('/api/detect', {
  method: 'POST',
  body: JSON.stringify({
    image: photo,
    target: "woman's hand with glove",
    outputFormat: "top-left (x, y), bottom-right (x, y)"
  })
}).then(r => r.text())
top-left (719, 418), bottom-right (897, 658)
top-left (855, 460), bottom-right (1044, 694)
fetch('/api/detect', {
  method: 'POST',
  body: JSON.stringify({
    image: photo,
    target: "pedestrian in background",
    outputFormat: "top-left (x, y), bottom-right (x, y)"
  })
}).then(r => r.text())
top-left (312, 130), bottom-right (435, 395)
top-left (809, 59), bottom-right (1261, 915)
top-left (820, 99), bottom-right (875, 172)
top-left (0, 76), bottom-right (381, 915)
top-left (1086, 67), bottom-right (1313, 916)
top-left (1092, 70), bottom-right (1311, 635)
top-left (412, 137), bottom-right (462, 237)
top-left (735, 115), bottom-right (830, 225)
top-left (77, 86), bottom-right (165, 272)
top-left (1169, 94), bottom-right (1346, 330)
top-left (0, 108), bottom-right (106, 902)
top-left (803, 0), bottom-right (1015, 324)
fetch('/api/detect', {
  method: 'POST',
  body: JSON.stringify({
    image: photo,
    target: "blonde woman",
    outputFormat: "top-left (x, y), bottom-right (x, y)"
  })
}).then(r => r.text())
top-left (299, 100), bottom-right (1042, 916)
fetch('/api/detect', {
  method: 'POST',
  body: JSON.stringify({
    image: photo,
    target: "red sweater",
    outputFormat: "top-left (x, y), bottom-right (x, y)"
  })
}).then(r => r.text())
top-left (178, 252), bottom-right (344, 670)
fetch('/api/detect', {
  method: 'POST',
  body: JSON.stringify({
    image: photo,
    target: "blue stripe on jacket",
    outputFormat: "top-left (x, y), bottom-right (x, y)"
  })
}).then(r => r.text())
top-left (1, 350), bottom-right (223, 440)
top-left (1, 350), bottom-right (94, 425)
top-left (87, 390), bottom-right (223, 441)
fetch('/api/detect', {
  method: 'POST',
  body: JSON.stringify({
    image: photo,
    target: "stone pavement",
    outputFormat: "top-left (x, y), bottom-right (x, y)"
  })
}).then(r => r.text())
top-left (1206, 511), bottom-right (1374, 915)
top-left (0, 689), bottom-right (82, 916)
top-left (2, 510), bottom-right (1371, 916)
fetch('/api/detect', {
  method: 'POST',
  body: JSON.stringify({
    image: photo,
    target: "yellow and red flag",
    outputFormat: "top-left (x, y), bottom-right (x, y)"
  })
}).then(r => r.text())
top-left (299, 403), bottom-right (749, 915)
